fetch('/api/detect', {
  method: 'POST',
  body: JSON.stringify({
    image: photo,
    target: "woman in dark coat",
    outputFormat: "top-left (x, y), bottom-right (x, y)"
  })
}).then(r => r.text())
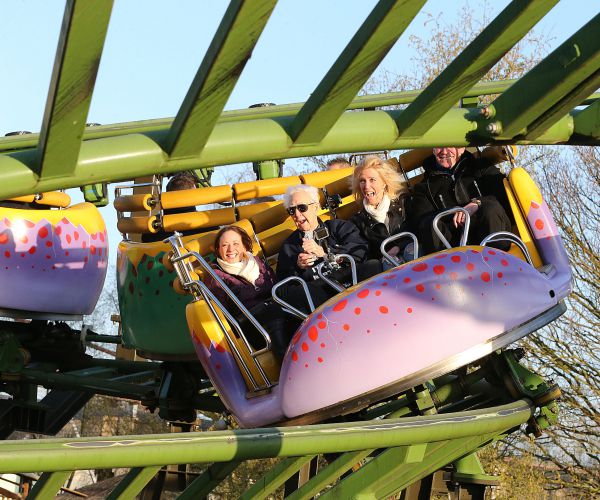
top-left (204, 225), bottom-right (289, 360)
top-left (350, 155), bottom-right (413, 263)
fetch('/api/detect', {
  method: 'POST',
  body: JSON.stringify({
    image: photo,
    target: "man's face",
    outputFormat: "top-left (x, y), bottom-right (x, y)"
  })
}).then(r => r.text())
top-left (289, 191), bottom-right (319, 232)
top-left (433, 147), bottom-right (465, 169)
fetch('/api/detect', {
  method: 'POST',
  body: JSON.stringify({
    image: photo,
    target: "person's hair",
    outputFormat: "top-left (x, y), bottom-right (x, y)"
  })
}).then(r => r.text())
top-left (214, 225), bottom-right (254, 254)
top-left (166, 171), bottom-right (197, 192)
top-left (326, 156), bottom-right (351, 169)
top-left (283, 184), bottom-right (320, 208)
top-left (352, 155), bottom-right (407, 201)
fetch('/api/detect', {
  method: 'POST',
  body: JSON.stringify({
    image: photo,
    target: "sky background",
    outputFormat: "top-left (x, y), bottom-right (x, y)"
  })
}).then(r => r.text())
top-left (0, 0), bottom-right (596, 281)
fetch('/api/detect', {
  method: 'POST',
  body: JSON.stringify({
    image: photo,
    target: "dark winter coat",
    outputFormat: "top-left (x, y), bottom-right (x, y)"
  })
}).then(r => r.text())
top-left (350, 194), bottom-right (411, 259)
top-left (204, 257), bottom-right (276, 311)
top-left (409, 150), bottom-right (510, 227)
top-left (275, 218), bottom-right (369, 282)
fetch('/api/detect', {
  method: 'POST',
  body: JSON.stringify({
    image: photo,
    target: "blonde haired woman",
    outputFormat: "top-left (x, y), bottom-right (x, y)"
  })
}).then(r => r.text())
top-left (350, 155), bottom-right (413, 261)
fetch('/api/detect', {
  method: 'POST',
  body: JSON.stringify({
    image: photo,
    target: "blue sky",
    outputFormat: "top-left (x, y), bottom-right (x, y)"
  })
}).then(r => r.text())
top-left (0, 0), bottom-right (596, 258)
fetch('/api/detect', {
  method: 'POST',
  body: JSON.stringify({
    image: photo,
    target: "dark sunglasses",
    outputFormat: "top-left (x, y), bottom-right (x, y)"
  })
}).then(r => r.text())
top-left (286, 202), bottom-right (316, 215)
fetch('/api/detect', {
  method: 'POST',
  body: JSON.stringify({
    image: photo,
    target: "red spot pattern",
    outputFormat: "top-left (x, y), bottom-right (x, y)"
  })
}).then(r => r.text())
top-left (317, 357), bottom-right (324, 363)
top-left (318, 321), bottom-right (326, 329)
top-left (66, 234), bottom-right (72, 244)
top-left (28, 247), bottom-right (35, 255)
top-left (403, 277), bottom-right (411, 283)
top-left (308, 326), bottom-right (318, 342)
top-left (379, 306), bottom-right (388, 314)
top-left (535, 219), bottom-right (544, 230)
top-left (45, 241), bottom-right (52, 247)
top-left (333, 299), bottom-right (348, 311)
top-left (416, 284), bottom-right (425, 293)
top-left (450, 272), bottom-right (458, 280)
top-left (433, 265), bottom-right (445, 275)
top-left (466, 263), bottom-right (475, 272)
top-left (375, 290), bottom-right (381, 296)
top-left (0, 233), bottom-right (7, 245)
top-left (38, 227), bottom-right (48, 238)
top-left (357, 289), bottom-right (369, 299)
top-left (354, 307), bottom-right (361, 315)
top-left (412, 262), bottom-right (428, 272)
top-left (292, 352), bottom-right (298, 362)
top-left (215, 343), bottom-right (226, 353)
top-left (4, 251), bottom-right (10, 258)
top-left (451, 255), bottom-right (461, 263)
top-left (343, 324), bottom-right (350, 331)
top-left (481, 272), bottom-right (491, 282)
top-left (301, 342), bottom-right (309, 352)
top-left (501, 259), bottom-right (508, 266)
top-left (407, 307), bottom-right (413, 313)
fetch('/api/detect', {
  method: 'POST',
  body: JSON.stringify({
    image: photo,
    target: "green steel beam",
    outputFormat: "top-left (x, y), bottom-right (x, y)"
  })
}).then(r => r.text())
top-left (28, 470), bottom-right (71, 499)
top-left (287, 450), bottom-right (373, 500)
top-left (164, 0), bottom-right (277, 159)
top-left (0, 106), bottom-right (581, 199)
top-left (487, 13), bottom-right (600, 140)
top-left (36, 0), bottom-right (113, 179)
top-left (240, 455), bottom-right (315, 499)
top-left (178, 461), bottom-right (241, 500)
top-left (3, 80), bottom-right (599, 154)
top-left (395, 0), bottom-right (558, 138)
top-left (573, 100), bottom-right (600, 140)
top-left (106, 466), bottom-right (162, 500)
top-left (0, 400), bottom-right (533, 473)
top-left (321, 435), bottom-right (499, 499)
top-left (290, 0), bottom-right (425, 144)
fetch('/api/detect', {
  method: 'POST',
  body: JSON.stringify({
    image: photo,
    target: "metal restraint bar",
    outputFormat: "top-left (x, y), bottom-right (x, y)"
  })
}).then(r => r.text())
top-left (272, 277), bottom-right (315, 320)
top-left (380, 232), bottom-right (420, 268)
top-left (432, 208), bottom-right (471, 249)
top-left (316, 254), bottom-right (358, 292)
top-left (481, 231), bottom-right (534, 266)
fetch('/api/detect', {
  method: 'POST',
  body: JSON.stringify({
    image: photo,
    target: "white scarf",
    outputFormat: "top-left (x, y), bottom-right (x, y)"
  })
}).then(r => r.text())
top-left (363, 193), bottom-right (391, 229)
top-left (217, 253), bottom-right (261, 286)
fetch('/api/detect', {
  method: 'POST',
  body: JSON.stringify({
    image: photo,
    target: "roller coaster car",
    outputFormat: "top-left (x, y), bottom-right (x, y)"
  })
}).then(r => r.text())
top-left (163, 164), bottom-right (572, 428)
top-left (0, 192), bottom-right (108, 318)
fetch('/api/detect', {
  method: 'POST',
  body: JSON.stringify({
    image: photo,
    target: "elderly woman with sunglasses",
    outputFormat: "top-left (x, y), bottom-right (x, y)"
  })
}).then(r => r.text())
top-left (350, 155), bottom-right (414, 263)
top-left (275, 185), bottom-right (380, 310)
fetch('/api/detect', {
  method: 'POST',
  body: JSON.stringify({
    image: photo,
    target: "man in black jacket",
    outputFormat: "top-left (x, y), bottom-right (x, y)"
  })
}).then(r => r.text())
top-left (410, 147), bottom-right (512, 254)
top-left (276, 184), bottom-right (380, 312)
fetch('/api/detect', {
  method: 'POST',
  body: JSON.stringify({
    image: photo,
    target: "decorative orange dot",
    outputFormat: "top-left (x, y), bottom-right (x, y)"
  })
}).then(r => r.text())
top-left (318, 321), bottom-right (326, 329)
top-left (343, 324), bottom-right (350, 331)
top-left (45, 241), bottom-right (52, 247)
top-left (535, 219), bottom-right (544, 230)
top-left (301, 342), bottom-right (309, 352)
top-left (357, 289), bottom-right (370, 299)
top-left (466, 263), bottom-right (475, 272)
top-left (379, 306), bottom-right (388, 314)
top-left (308, 326), bottom-right (319, 342)
top-left (481, 272), bottom-right (491, 282)
top-left (435, 284), bottom-right (441, 289)
top-left (407, 307), bottom-right (413, 313)
top-left (354, 307), bottom-right (361, 315)
top-left (375, 290), bottom-right (381, 296)
top-left (317, 357), bottom-right (324, 363)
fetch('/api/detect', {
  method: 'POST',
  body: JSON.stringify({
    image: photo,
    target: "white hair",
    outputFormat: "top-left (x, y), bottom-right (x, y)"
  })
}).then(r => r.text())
top-left (283, 184), bottom-right (320, 208)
